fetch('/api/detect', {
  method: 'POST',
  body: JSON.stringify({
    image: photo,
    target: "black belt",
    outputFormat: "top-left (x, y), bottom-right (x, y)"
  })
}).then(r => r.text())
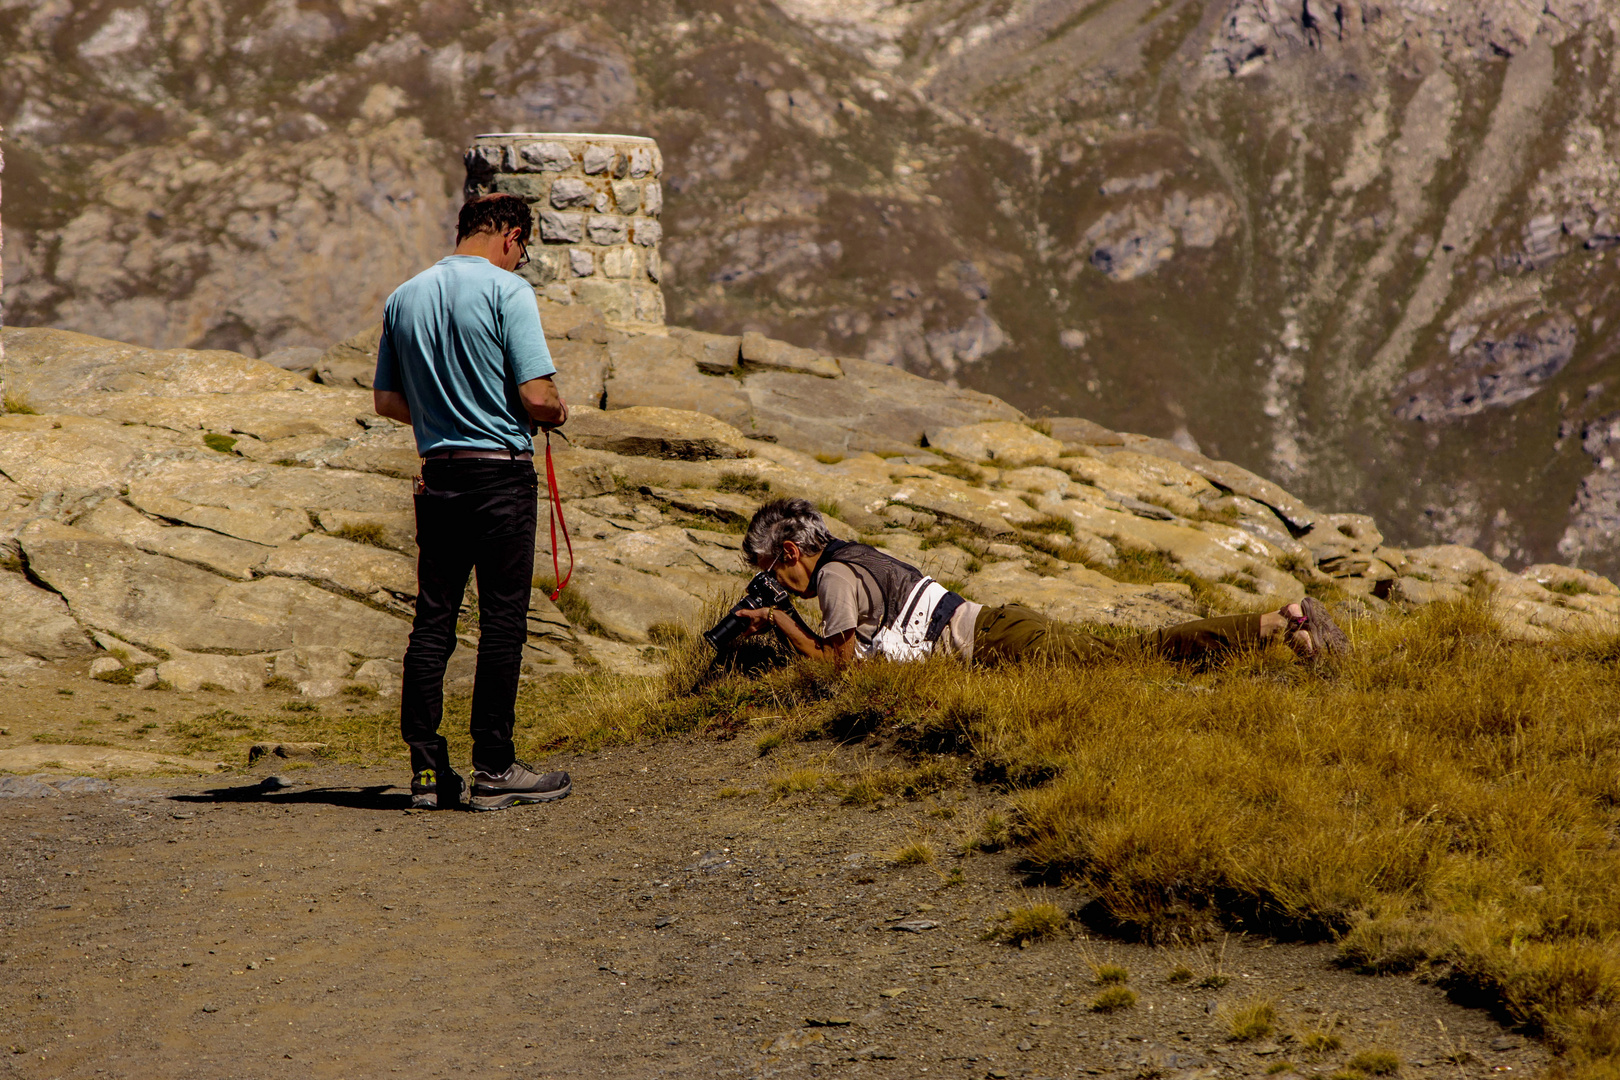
top-left (422, 448), bottom-right (534, 461)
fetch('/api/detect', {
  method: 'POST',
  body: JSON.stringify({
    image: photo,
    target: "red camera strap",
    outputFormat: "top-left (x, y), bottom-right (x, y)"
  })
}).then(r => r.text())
top-left (544, 431), bottom-right (573, 602)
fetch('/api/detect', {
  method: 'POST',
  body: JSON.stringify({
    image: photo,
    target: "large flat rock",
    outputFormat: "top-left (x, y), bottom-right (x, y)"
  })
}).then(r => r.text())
top-left (0, 415), bottom-right (192, 497)
top-left (569, 560), bottom-right (711, 643)
top-left (603, 336), bottom-right (753, 429)
top-left (77, 498), bottom-right (271, 580)
top-left (743, 357), bottom-right (1023, 456)
top-left (0, 569), bottom-right (97, 660)
top-left (20, 521), bottom-right (410, 658)
top-left (926, 421), bottom-right (1064, 468)
top-left (962, 561), bottom-right (1203, 630)
top-left (1104, 434), bottom-right (1318, 534)
top-left (567, 405), bottom-right (755, 460)
top-left (2, 326), bottom-right (307, 404)
top-left (263, 533), bottom-right (418, 597)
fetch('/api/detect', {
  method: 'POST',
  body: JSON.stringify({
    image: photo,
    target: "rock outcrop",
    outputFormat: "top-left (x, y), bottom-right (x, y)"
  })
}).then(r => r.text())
top-left (3, 311), bottom-right (1614, 693)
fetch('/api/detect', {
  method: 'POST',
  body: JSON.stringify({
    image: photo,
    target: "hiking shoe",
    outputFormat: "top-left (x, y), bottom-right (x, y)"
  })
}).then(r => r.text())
top-left (410, 767), bottom-right (465, 810)
top-left (1286, 597), bottom-right (1351, 660)
top-left (469, 760), bottom-right (571, 811)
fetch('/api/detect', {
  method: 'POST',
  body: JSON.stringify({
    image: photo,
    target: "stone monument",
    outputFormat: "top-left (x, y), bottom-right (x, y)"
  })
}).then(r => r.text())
top-left (463, 132), bottom-right (665, 328)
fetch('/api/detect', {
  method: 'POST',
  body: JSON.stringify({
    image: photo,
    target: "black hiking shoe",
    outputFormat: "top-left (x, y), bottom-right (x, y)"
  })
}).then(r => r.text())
top-left (469, 760), bottom-right (571, 811)
top-left (410, 768), bottom-right (465, 810)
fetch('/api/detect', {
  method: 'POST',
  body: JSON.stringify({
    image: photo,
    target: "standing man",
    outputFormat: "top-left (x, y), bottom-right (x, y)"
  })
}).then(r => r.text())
top-left (373, 192), bottom-right (572, 812)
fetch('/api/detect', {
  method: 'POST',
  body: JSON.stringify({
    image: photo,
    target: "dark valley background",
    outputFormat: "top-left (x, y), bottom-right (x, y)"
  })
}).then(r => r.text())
top-left (3, 0), bottom-right (1618, 576)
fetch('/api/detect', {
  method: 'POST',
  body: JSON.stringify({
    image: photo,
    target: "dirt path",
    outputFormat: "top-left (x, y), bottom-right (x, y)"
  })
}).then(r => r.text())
top-left (2, 720), bottom-right (1549, 1080)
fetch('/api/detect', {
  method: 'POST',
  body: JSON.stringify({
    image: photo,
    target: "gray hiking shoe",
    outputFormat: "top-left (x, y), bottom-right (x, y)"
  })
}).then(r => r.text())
top-left (469, 760), bottom-right (571, 811)
top-left (1286, 597), bottom-right (1350, 660)
top-left (410, 768), bottom-right (465, 810)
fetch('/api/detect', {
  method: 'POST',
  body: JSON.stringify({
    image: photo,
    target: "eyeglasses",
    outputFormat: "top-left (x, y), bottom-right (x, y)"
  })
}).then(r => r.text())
top-left (514, 237), bottom-right (530, 271)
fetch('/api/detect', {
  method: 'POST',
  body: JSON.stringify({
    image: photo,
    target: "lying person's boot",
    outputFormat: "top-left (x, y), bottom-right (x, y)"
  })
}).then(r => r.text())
top-left (411, 767), bottom-right (465, 810)
top-left (469, 760), bottom-right (572, 811)
top-left (1285, 597), bottom-right (1350, 660)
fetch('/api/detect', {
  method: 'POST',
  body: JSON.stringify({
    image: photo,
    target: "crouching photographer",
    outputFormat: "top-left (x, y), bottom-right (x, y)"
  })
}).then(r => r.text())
top-left (727, 498), bottom-right (1349, 667)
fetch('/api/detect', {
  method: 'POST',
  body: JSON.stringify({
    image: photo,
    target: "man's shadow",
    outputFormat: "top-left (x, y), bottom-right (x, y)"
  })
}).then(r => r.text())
top-left (171, 778), bottom-right (410, 810)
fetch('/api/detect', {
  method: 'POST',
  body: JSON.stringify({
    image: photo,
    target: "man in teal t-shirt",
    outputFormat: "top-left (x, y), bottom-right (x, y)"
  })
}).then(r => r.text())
top-left (373, 193), bottom-right (573, 813)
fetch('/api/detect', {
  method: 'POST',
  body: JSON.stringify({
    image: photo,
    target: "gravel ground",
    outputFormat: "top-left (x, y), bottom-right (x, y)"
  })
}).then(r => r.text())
top-left (1, 726), bottom-right (1549, 1080)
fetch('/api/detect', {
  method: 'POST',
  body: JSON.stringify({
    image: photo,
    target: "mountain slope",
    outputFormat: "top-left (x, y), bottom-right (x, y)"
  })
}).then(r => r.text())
top-left (3, 0), bottom-right (1618, 575)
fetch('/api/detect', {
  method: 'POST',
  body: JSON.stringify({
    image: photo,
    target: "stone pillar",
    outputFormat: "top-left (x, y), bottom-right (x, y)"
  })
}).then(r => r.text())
top-left (463, 132), bottom-right (665, 327)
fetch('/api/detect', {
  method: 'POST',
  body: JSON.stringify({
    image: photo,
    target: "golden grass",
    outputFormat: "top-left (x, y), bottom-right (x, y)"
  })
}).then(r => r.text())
top-left (996, 901), bottom-right (1067, 944)
top-left (1346, 1049), bottom-right (1401, 1075)
top-left (1092, 962), bottom-right (1129, 985)
top-left (770, 767), bottom-right (831, 798)
top-left (481, 593), bottom-right (1620, 1076)
top-left (1223, 995), bottom-right (1279, 1040)
top-left (891, 840), bottom-right (936, 866)
top-left (1298, 1015), bottom-right (1345, 1055)
top-left (331, 522), bottom-right (389, 547)
top-left (1091, 986), bottom-right (1137, 1012)
top-left (3, 391), bottom-right (39, 415)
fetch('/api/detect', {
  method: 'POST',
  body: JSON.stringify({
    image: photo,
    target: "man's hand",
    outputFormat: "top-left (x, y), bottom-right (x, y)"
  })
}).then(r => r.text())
top-left (738, 608), bottom-right (857, 665)
top-left (519, 375), bottom-right (567, 428)
top-left (374, 389), bottom-right (411, 425)
top-left (736, 607), bottom-right (779, 638)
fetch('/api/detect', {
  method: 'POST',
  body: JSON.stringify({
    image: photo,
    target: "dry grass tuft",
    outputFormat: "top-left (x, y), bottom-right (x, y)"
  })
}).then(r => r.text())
top-left (891, 840), bottom-right (936, 866)
top-left (770, 767), bottom-right (831, 798)
top-left (1091, 986), bottom-right (1137, 1012)
top-left (996, 901), bottom-right (1067, 944)
top-left (718, 472), bottom-right (772, 496)
top-left (3, 391), bottom-right (39, 415)
top-left (962, 811), bottom-right (1010, 853)
top-left (534, 575), bottom-right (606, 635)
top-left (331, 522), bottom-right (388, 548)
top-left (1298, 1015), bottom-right (1345, 1055)
top-left (1223, 996), bottom-right (1279, 1041)
top-left (841, 758), bottom-right (961, 807)
top-left (1092, 963), bottom-right (1129, 985)
top-left (1346, 1050), bottom-right (1401, 1075)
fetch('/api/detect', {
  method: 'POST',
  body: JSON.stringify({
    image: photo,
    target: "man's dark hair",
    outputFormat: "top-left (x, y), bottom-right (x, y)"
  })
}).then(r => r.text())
top-left (457, 193), bottom-right (532, 244)
top-left (743, 498), bottom-right (834, 565)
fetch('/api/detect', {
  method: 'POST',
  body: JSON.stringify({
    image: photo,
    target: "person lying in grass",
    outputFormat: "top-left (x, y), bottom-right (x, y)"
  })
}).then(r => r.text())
top-left (734, 498), bottom-right (1347, 667)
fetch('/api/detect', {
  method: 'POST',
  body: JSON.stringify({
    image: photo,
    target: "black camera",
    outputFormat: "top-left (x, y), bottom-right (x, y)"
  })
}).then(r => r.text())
top-left (703, 572), bottom-right (793, 650)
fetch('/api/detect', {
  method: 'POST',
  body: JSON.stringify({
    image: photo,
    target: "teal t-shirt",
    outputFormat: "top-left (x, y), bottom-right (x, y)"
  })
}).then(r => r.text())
top-left (374, 255), bottom-right (555, 453)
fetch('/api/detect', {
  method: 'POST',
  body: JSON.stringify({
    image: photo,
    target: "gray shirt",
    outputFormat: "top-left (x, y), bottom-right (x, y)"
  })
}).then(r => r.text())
top-left (816, 562), bottom-right (981, 661)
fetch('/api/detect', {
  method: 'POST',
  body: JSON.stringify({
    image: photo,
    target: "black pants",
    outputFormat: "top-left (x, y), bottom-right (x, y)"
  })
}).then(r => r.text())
top-left (401, 459), bottom-right (537, 779)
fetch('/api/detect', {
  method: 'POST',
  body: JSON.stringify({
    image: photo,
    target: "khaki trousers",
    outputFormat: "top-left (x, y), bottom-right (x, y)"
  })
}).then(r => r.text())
top-left (971, 604), bottom-right (1264, 667)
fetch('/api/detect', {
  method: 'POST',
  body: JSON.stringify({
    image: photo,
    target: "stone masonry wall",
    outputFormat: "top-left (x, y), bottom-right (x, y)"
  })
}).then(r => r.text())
top-left (464, 133), bottom-right (665, 328)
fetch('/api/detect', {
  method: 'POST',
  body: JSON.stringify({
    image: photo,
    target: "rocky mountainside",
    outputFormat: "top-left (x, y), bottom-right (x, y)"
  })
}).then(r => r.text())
top-left (4, 0), bottom-right (1620, 576)
top-left (2, 315), bottom-right (1614, 695)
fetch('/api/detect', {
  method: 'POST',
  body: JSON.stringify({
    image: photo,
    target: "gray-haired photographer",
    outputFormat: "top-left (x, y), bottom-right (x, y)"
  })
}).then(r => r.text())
top-left (720, 498), bottom-right (1348, 668)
